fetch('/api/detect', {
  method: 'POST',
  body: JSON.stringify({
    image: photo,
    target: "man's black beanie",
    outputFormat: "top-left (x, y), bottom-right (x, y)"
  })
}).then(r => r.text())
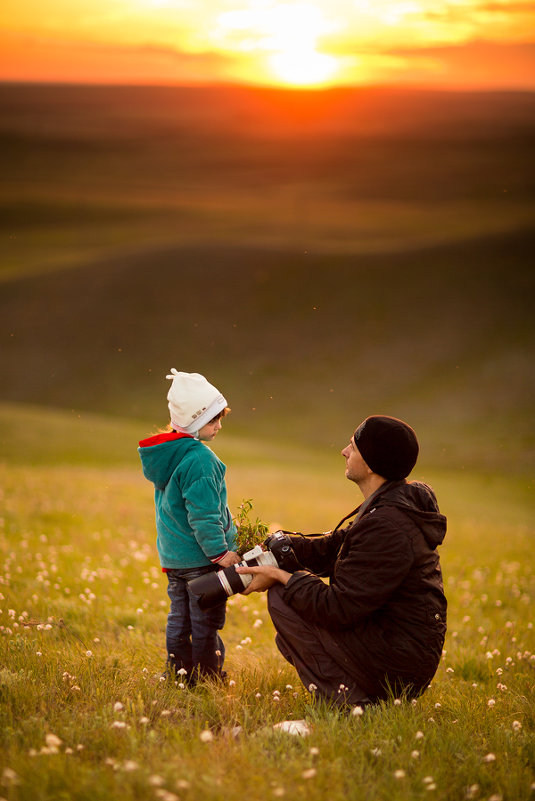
top-left (353, 415), bottom-right (419, 480)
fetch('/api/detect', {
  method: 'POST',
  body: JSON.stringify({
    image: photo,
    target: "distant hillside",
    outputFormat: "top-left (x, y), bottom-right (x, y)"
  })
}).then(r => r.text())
top-left (0, 84), bottom-right (533, 473)
top-left (1, 83), bottom-right (534, 279)
top-left (1, 230), bottom-right (533, 473)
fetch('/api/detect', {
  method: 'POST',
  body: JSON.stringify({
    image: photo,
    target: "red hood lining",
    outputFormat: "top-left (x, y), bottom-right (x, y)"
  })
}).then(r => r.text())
top-left (139, 431), bottom-right (194, 448)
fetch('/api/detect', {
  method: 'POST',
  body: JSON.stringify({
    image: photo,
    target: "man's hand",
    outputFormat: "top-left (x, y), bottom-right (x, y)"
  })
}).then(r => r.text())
top-left (216, 551), bottom-right (241, 568)
top-left (236, 564), bottom-right (292, 595)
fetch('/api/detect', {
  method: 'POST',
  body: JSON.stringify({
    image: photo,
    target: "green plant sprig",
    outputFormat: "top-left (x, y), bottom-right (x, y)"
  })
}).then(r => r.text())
top-left (234, 499), bottom-right (269, 555)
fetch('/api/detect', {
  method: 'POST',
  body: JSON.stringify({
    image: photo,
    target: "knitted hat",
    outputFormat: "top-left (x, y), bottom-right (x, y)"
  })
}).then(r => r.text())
top-left (353, 415), bottom-right (419, 480)
top-left (166, 370), bottom-right (227, 435)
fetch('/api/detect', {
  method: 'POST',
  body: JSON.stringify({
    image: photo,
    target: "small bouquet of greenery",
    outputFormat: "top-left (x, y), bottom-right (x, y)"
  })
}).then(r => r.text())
top-left (234, 499), bottom-right (269, 555)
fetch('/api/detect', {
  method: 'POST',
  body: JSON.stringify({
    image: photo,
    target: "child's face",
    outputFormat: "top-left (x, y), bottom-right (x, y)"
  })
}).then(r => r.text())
top-left (198, 417), bottom-right (223, 442)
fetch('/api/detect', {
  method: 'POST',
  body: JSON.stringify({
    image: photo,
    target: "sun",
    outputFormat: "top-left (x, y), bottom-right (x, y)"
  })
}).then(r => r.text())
top-left (269, 48), bottom-right (338, 87)
top-left (216, 2), bottom-right (340, 88)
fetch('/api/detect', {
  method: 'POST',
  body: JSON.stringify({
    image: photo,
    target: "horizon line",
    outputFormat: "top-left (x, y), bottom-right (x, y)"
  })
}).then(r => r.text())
top-left (2, 78), bottom-right (535, 94)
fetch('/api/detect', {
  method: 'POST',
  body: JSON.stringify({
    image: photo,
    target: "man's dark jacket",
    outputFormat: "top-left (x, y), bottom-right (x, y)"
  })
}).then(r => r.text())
top-left (282, 480), bottom-right (447, 701)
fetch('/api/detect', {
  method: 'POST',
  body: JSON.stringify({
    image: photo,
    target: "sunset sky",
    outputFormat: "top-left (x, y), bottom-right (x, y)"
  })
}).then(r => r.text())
top-left (1, 0), bottom-right (534, 89)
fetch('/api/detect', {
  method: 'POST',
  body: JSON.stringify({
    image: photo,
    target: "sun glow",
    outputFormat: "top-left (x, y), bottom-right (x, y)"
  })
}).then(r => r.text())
top-left (216, 2), bottom-right (340, 86)
top-left (1, 0), bottom-right (535, 88)
top-left (269, 48), bottom-right (338, 86)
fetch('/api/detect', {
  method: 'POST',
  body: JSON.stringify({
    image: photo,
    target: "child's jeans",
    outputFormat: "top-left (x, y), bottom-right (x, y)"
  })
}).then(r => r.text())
top-left (165, 566), bottom-right (227, 681)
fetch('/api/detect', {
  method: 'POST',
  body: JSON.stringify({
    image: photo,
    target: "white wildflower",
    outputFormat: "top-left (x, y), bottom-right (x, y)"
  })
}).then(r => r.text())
top-left (301, 768), bottom-right (317, 779)
top-left (465, 784), bottom-right (479, 798)
top-left (113, 702), bottom-right (124, 712)
top-left (45, 733), bottom-right (62, 748)
top-left (393, 770), bottom-right (406, 779)
top-left (415, 730), bottom-right (424, 740)
top-left (199, 729), bottom-right (214, 743)
top-left (411, 750), bottom-right (420, 759)
top-left (482, 753), bottom-right (496, 763)
top-left (512, 720), bottom-right (522, 731)
top-left (1, 767), bottom-right (21, 785)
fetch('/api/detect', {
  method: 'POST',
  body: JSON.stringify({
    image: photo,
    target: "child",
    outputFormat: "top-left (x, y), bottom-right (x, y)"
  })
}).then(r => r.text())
top-left (138, 369), bottom-right (239, 683)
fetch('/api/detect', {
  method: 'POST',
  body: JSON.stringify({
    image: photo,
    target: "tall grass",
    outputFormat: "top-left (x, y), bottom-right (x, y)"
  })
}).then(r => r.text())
top-left (1, 405), bottom-right (534, 801)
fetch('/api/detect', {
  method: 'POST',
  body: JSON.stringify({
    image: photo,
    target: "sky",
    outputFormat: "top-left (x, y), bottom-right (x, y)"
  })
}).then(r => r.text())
top-left (1, 0), bottom-right (534, 89)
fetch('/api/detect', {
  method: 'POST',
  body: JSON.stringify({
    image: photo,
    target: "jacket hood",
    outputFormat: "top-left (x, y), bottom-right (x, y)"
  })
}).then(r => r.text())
top-left (373, 479), bottom-right (447, 549)
top-left (138, 432), bottom-right (195, 491)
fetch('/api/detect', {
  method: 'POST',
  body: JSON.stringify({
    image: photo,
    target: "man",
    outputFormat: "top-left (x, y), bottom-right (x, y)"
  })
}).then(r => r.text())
top-left (237, 415), bottom-right (447, 706)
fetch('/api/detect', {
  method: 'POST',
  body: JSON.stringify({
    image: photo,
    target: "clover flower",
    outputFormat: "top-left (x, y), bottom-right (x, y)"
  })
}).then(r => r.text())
top-left (199, 730), bottom-right (214, 743)
top-left (1, 767), bottom-right (21, 786)
top-left (465, 783), bottom-right (479, 798)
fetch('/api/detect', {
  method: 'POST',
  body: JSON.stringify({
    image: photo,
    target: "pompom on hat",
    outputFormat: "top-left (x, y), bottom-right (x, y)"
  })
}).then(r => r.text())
top-left (166, 370), bottom-right (227, 435)
top-left (353, 415), bottom-right (419, 480)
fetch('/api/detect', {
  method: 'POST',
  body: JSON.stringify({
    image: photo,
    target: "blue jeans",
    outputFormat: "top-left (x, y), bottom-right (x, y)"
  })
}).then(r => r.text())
top-left (165, 566), bottom-right (227, 681)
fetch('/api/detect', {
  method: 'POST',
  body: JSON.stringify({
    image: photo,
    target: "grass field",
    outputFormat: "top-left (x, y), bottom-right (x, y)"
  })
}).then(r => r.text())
top-left (0, 83), bottom-right (534, 798)
top-left (1, 403), bottom-right (534, 801)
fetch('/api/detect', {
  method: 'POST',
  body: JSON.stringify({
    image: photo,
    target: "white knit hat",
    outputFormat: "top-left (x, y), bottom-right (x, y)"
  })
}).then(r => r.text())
top-left (166, 370), bottom-right (227, 435)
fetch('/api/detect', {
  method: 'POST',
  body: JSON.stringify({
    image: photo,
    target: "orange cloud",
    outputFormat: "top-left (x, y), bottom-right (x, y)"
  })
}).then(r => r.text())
top-left (384, 40), bottom-right (535, 89)
top-left (0, 30), bottom-right (239, 84)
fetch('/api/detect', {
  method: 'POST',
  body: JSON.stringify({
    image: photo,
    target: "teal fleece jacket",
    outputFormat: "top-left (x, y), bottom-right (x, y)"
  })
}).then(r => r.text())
top-left (138, 432), bottom-right (237, 568)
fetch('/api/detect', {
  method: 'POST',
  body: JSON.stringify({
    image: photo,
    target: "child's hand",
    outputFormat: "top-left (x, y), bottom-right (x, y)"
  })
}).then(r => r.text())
top-left (216, 551), bottom-right (241, 568)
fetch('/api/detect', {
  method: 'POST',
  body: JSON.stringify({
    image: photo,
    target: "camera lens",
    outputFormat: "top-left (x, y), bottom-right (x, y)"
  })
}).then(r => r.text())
top-left (188, 547), bottom-right (278, 610)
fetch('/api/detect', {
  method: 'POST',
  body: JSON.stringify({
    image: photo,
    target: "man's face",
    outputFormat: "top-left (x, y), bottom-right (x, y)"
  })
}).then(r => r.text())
top-left (341, 437), bottom-right (371, 484)
top-left (198, 416), bottom-right (223, 442)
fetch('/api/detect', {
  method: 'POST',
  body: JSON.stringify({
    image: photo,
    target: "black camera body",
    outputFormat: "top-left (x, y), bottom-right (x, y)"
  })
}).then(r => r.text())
top-left (188, 531), bottom-right (301, 610)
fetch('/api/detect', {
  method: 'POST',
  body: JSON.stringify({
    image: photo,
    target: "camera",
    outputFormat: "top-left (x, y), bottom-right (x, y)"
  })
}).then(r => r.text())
top-left (188, 531), bottom-right (301, 610)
